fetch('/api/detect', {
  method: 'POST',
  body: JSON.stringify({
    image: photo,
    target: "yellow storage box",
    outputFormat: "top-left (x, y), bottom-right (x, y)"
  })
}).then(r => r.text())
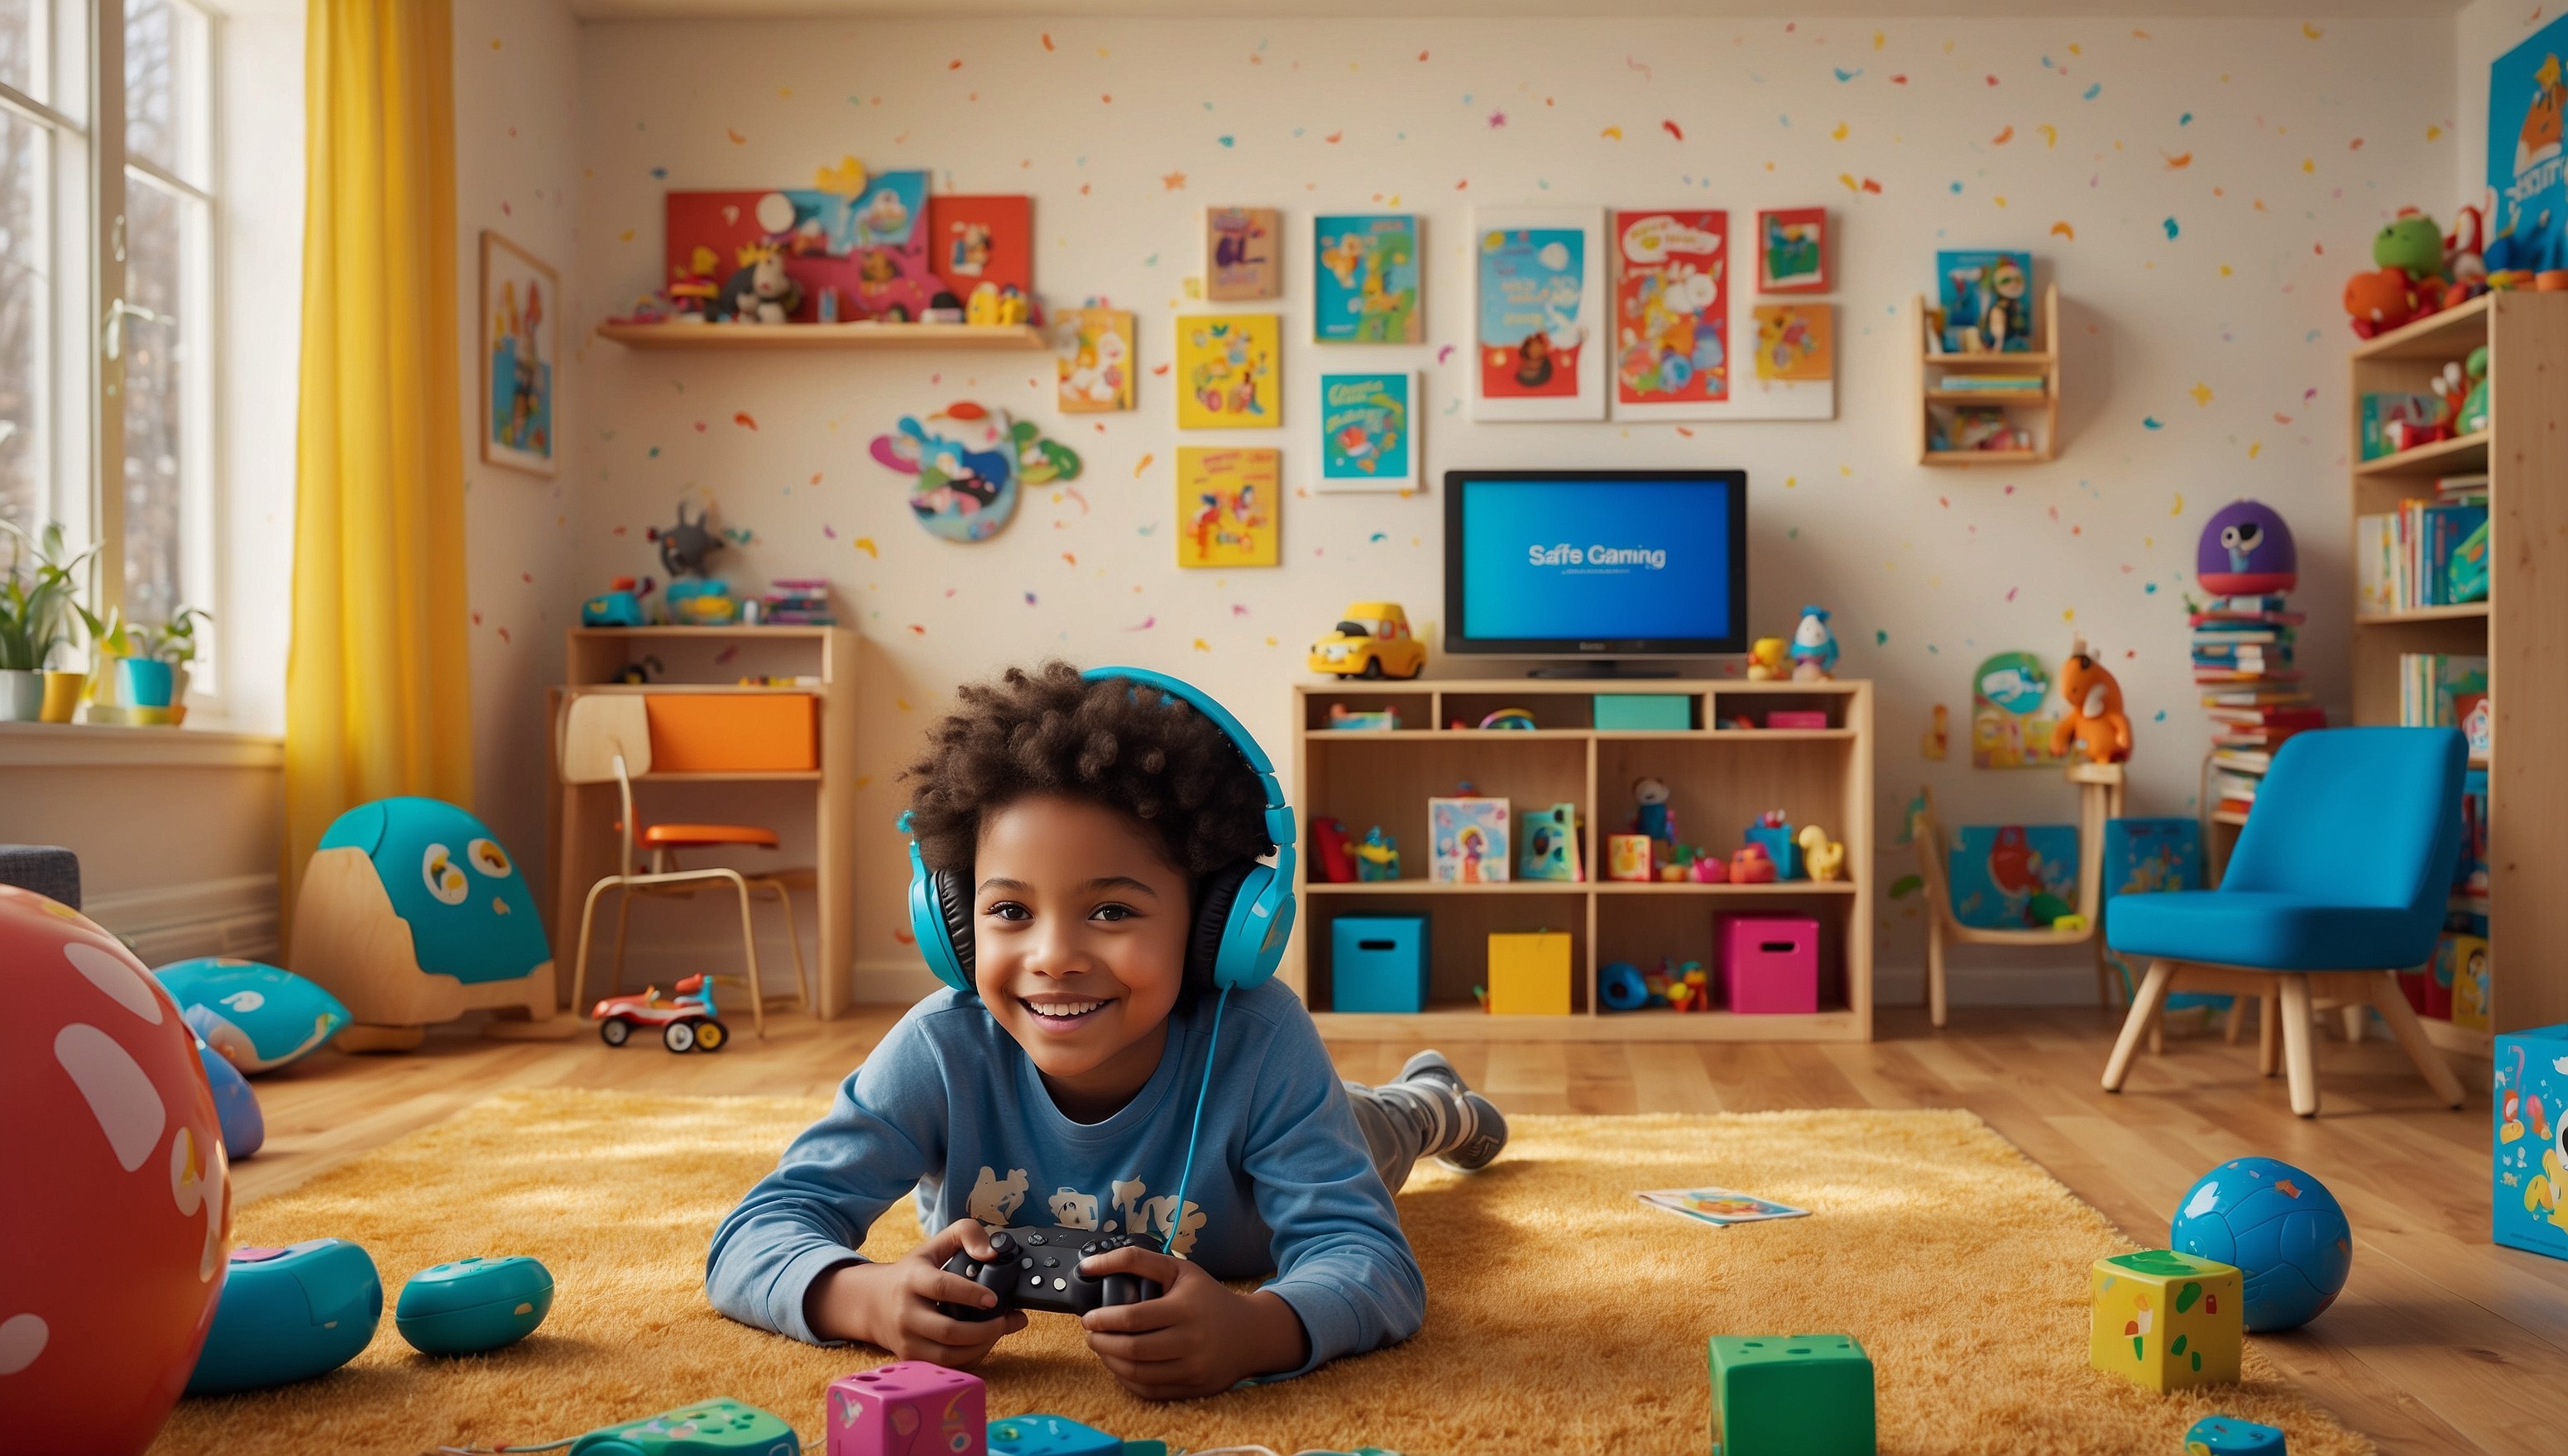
top-left (1488, 931), bottom-right (1572, 1015)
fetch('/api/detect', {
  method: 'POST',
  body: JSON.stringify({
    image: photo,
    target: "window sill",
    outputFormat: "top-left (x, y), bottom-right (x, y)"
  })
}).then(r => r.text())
top-left (0, 720), bottom-right (285, 769)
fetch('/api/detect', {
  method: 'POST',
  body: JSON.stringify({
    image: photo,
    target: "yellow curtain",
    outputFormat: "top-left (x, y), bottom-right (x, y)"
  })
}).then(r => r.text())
top-left (282, 0), bottom-right (473, 927)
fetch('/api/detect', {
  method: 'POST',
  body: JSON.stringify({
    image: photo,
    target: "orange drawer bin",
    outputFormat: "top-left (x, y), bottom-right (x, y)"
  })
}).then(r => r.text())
top-left (643, 694), bottom-right (818, 773)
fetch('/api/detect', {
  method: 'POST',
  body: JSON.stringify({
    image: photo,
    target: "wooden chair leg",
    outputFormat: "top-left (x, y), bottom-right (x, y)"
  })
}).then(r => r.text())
top-left (570, 876), bottom-right (619, 1020)
top-left (768, 880), bottom-right (812, 1014)
top-left (1928, 918), bottom-right (1948, 1028)
top-left (2223, 997), bottom-right (2247, 1045)
top-left (2093, 939), bottom-right (2115, 1009)
top-left (718, 869), bottom-right (766, 1039)
top-left (2148, 1009), bottom-right (2165, 1056)
top-left (608, 886), bottom-right (637, 993)
top-left (2341, 1003), bottom-right (2368, 1043)
top-left (2277, 974), bottom-right (2320, 1117)
top-left (2368, 970), bottom-right (2468, 1109)
top-left (2258, 992), bottom-right (2280, 1077)
top-left (2104, 960), bottom-right (2178, 1091)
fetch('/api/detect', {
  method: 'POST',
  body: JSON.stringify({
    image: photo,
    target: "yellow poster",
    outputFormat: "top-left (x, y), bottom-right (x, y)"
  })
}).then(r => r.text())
top-left (1176, 447), bottom-right (1281, 568)
top-left (1176, 313), bottom-right (1282, 429)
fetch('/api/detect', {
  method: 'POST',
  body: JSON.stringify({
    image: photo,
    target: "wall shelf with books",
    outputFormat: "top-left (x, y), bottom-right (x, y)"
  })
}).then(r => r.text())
top-left (1909, 284), bottom-right (2063, 467)
top-left (2345, 290), bottom-right (2568, 1058)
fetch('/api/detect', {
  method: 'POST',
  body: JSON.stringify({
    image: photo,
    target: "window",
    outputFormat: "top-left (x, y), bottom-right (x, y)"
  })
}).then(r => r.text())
top-left (0, 0), bottom-right (219, 694)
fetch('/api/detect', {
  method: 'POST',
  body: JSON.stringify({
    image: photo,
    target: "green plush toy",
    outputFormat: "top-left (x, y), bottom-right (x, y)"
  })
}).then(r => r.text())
top-left (2374, 212), bottom-right (2446, 278)
top-left (2459, 345), bottom-right (2491, 434)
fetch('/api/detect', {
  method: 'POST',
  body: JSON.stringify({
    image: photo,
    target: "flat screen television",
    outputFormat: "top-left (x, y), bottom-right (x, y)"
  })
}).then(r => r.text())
top-left (1442, 468), bottom-right (1746, 675)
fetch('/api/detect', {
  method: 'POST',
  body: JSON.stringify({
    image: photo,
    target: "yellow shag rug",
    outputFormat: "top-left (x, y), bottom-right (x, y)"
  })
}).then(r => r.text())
top-left (153, 1091), bottom-right (2371, 1455)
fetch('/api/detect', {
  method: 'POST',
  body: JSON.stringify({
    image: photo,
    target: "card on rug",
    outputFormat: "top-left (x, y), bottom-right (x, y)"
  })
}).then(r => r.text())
top-left (1637, 1188), bottom-right (1811, 1226)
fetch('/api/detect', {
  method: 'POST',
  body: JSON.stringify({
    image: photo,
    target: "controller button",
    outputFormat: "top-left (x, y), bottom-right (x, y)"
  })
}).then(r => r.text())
top-left (1026, 1233), bottom-right (1047, 1245)
top-left (1019, 1257), bottom-right (1033, 1269)
top-left (1053, 1277), bottom-right (1066, 1290)
top-left (1042, 1257), bottom-right (1059, 1268)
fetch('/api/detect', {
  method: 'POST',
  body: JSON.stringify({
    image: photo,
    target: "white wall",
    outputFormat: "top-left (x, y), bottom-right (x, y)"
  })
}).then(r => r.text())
top-left (563, 17), bottom-right (2454, 1004)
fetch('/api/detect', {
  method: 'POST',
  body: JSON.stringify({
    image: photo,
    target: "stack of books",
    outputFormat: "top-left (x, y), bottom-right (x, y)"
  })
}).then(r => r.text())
top-left (2193, 594), bottom-right (2318, 819)
top-left (2398, 652), bottom-right (2491, 759)
top-left (759, 577), bottom-right (837, 625)
top-left (2357, 476), bottom-right (2490, 614)
top-left (1933, 374), bottom-right (2046, 394)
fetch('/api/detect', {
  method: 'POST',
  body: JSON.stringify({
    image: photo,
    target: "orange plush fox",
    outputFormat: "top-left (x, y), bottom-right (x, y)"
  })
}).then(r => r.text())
top-left (2050, 639), bottom-right (2133, 764)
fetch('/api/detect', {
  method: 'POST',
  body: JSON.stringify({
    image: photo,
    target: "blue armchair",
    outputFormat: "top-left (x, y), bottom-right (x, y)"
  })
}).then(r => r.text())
top-left (2101, 726), bottom-right (2469, 1117)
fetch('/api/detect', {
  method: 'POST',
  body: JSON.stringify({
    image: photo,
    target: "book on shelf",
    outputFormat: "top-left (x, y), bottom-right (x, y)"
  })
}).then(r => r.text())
top-left (1934, 374), bottom-right (2047, 392)
top-left (2398, 654), bottom-right (2489, 755)
top-left (2210, 748), bottom-right (2273, 774)
top-left (2436, 472), bottom-right (2489, 505)
top-left (2358, 500), bottom-right (2489, 613)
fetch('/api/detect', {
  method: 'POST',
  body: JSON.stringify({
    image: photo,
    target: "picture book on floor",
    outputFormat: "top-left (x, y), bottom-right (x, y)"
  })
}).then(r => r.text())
top-left (1636, 1188), bottom-right (1810, 1227)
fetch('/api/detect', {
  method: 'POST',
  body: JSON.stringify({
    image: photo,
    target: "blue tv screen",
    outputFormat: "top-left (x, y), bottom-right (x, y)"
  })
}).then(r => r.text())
top-left (1444, 470), bottom-right (1746, 655)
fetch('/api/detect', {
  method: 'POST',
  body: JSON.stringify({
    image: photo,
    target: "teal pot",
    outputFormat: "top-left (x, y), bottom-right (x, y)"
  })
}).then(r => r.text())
top-left (0, 668), bottom-right (41, 721)
top-left (119, 657), bottom-right (175, 708)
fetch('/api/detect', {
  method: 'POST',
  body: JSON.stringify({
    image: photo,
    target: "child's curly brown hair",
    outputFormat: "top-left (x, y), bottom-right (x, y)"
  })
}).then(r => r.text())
top-left (902, 661), bottom-right (1273, 879)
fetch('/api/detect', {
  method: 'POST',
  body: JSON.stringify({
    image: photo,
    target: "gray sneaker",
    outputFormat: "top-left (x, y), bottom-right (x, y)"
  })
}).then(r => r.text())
top-left (1399, 1049), bottom-right (1507, 1171)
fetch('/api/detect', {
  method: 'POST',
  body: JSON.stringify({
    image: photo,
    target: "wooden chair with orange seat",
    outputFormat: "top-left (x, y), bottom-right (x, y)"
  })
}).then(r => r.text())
top-left (558, 693), bottom-right (812, 1037)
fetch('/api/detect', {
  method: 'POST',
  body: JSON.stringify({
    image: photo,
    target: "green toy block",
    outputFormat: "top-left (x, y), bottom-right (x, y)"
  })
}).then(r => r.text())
top-left (1707, 1334), bottom-right (1876, 1456)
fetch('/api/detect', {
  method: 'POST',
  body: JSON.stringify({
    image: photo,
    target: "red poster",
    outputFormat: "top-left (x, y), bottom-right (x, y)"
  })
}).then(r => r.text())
top-left (927, 195), bottom-right (1032, 299)
top-left (1612, 210), bottom-right (1728, 410)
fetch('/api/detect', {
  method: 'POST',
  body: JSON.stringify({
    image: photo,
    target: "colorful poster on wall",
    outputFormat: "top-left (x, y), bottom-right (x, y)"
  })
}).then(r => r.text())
top-left (1937, 249), bottom-right (2035, 353)
top-left (1970, 650), bottom-right (2069, 770)
top-left (666, 164), bottom-right (940, 322)
top-left (1206, 208), bottom-right (1282, 300)
top-left (2486, 17), bottom-right (2568, 275)
top-left (1751, 303), bottom-right (1833, 381)
top-left (1756, 208), bottom-right (1829, 293)
top-left (927, 194), bottom-right (1032, 299)
top-left (1057, 308), bottom-right (1135, 413)
top-left (479, 231), bottom-right (555, 477)
top-left (1314, 214), bottom-right (1422, 342)
top-left (1472, 208), bottom-right (1603, 421)
top-left (1317, 371), bottom-right (1416, 491)
top-left (1176, 314), bottom-right (1282, 429)
top-left (1610, 209), bottom-right (1728, 419)
top-left (1176, 447), bottom-right (1281, 567)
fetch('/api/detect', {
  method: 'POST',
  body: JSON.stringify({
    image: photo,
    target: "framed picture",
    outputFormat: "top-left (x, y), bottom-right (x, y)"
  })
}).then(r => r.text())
top-left (1611, 208), bottom-right (1729, 419)
top-left (1314, 213), bottom-right (1421, 342)
top-left (1176, 447), bottom-right (1281, 567)
top-left (1057, 307), bottom-right (1135, 413)
top-left (1756, 208), bottom-right (1829, 294)
top-left (1751, 303), bottom-right (1833, 381)
top-left (1176, 313), bottom-right (1282, 429)
top-left (1317, 370), bottom-right (1416, 491)
top-left (1205, 207), bottom-right (1282, 300)
top-left (1472, 207), bottom-right (1604, 421)
top-left (479, 230), bottom-right (557, 476)
top-left (1937, 249), bottom-right (2036, 353)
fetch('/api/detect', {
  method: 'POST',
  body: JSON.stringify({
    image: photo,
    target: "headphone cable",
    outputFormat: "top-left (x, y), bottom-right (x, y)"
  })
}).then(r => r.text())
top-left (1163, 984), bottom-right (1231, 1256)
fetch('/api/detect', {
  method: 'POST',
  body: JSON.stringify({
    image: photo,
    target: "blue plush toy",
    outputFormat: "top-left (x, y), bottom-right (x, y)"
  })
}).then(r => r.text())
top-left (156, 956), bottom-right (350, 1073)
top-left (2168, 1157), bottom-right (2351, 1332)
top-left (1790, 605), bottom-right (1840, 680)
top-left (194, 1032), bottom-right (265, 1157)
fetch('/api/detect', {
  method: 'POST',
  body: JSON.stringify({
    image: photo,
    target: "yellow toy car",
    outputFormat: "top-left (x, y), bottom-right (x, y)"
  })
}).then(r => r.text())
top-left (1309, 601), bottom-right (1427, 679)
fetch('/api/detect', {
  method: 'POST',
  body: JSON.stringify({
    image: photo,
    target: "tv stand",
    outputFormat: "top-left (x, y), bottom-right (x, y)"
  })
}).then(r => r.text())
top-left (1526, 661), bottom-right (1680, 679)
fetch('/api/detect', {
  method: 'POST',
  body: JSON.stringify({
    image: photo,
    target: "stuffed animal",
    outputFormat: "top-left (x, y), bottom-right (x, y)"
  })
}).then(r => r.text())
top-left (720, 242), bottom-right (802, 324)
top-left (1631, 778), bottom-right (1676, 850)
top-left (2048, 638), bottom-right (2134, 764)
top-left (2458, 346), bottom-right (2491, 434)
top-left (1790, 606), bottom-right (1839, 681)
top-left (1746, 636), bottom-right (1789, 681)
top-left (1730, 843), bottom-right (1779, 884)
top-left (1797, 825), bottom-right (1847, 883)
top-left (2344, 267), bottom-right (2422, 338)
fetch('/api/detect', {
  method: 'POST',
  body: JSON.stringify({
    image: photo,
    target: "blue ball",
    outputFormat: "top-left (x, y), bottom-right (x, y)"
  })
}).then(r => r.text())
top-left (2169, 1157), bottom-right (2350, 1332)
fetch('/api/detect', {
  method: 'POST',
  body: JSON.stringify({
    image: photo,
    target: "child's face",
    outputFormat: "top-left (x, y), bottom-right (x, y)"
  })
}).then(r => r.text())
top-left (971, 793), bottom-right (1193, 1090)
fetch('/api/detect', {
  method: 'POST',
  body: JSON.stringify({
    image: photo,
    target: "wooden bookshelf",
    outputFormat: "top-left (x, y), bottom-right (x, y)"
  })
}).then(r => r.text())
top-left (593, 321), bottom-right (1048, 352)
top-left (2348, 291), bottom-right (2568, 1057)
top-left (1286, 678), bottom-right (1874, 1042)
top-left (1911, 283), bottom-right (2063, 466)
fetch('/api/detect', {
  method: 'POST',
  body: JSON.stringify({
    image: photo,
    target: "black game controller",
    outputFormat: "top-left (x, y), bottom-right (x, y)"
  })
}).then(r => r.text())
top-left (937, 1226), bottom-right (1165, 1322)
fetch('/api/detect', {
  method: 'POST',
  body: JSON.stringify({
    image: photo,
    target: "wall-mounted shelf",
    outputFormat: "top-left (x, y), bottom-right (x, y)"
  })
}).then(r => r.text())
top-left (1911, 283), bottom-right (2063, 467)
top-left (594, 321), bottom-right (1049, 352)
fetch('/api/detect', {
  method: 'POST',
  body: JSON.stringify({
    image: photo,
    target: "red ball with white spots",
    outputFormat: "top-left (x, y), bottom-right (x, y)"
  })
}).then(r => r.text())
top-left (0, 885), bottom-right (232, 1452)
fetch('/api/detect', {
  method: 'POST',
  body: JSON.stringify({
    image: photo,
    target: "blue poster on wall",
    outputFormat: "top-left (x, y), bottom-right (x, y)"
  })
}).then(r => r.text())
top-left (2488, 16), bottom-right (2568, 275)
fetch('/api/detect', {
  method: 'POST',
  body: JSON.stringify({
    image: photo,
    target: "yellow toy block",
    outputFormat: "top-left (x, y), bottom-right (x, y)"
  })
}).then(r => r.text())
top-left (2090, 1249), bottom-right (2242, 1391)
top-left (1488, 932), bottom-right (1571, 1016)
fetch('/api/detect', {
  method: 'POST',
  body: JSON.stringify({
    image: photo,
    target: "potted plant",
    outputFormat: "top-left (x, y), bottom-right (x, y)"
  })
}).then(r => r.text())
top-left (0, 522), bottom-right (89, 722)
top-left (119, 606), bottom-right (210, 721)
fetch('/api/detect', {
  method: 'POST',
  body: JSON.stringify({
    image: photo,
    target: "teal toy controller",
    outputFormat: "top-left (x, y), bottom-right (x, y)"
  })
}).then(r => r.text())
top-left (987, 1416), bottom-right (1120, 1456)
top-left (186, 1239), bottom-right (383, 1394)
top-left (397, 1256), bottom-right (554, 1354)
top-left (567, 1399), bottom-right (799, 1455)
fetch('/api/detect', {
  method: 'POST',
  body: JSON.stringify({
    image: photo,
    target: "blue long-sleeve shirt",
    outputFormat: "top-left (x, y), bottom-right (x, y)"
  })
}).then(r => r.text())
top-left (704, 979), bottom-right (1423, 1377)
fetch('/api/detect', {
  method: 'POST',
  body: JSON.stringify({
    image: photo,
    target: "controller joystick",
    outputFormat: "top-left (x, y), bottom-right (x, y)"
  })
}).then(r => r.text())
top-left (937, 1225), bottom-right (1165, 1322)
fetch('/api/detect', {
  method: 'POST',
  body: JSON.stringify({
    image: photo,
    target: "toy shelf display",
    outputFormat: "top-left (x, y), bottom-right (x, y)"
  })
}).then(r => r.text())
top-left (546, 626), bottom-right (859, 1018)
top-left (593, 321), bottom-right (1048, 351)
top-left (1909, 283), bottom-right (2063, 467)
top-left (1287, 679), bottom-right (1876, 1042)
top-left (2346, 290), bottom-right (2568, 1057)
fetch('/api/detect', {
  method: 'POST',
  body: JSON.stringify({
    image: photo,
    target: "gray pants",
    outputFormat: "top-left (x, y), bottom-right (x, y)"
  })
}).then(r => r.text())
top-left (1343, 1079), bottom-right (1440, 1193)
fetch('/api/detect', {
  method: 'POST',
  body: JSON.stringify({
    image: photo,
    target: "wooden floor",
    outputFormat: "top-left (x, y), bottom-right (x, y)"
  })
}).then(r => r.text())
top-left (235, 1005), bottom-right (2562, 1455)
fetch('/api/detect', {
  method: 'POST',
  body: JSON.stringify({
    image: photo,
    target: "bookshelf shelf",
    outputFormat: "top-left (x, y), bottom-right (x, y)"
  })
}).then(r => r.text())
top-left (2352, 430), bottom-right (2490, 479)
top-left (1911, 285), bottom-right (2063, 466)
top-left (2356, 602), bottom-right (2492, 625)
top-left (594, 321), bottom-right (1049, 352)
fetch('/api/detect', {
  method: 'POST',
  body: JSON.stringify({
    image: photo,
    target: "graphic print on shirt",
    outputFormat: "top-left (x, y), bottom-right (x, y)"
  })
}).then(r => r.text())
top-left (967, 1166), bottom-right (1028, 1224)
top-left (1050, 1187), bottom-right (1101, 1228)
top-left (975, 1171), bottom-right (1205, 1256)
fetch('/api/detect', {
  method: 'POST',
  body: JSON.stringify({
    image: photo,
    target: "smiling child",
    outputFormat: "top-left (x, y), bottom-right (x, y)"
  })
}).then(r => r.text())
top-left (706, 661), bottom-right (1504, 1398)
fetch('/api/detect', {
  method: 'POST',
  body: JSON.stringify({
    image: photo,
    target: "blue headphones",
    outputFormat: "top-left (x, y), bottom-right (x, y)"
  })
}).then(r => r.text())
top-left (902, 665), bottom-right (1298, 998)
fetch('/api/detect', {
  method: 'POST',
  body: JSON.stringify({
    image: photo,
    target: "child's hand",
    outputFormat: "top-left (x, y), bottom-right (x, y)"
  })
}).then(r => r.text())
top-left (1076, 1244), bottom-right (1312, 1400)
top-left (804, 1219), bottom-right (1029, 1367)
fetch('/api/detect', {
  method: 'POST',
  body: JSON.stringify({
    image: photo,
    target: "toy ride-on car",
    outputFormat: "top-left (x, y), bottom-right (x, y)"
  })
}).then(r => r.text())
top-left (592, 975), bottom-right (731, 1052)
top-left (1308, 601), bottom-right (1427, 679)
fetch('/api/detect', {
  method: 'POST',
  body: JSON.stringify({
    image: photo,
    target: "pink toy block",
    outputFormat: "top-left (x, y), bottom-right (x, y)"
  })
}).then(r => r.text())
top-left (1766, 710), bottom-right (1831, 730)
top-left (826, 1361), bottom-right (987, 1456)
top-left (1722, 915), bottom-right (1821, 1014)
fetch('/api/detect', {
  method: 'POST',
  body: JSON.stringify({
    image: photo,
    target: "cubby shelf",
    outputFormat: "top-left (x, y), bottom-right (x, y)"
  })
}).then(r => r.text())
top-left (1910, 283), bottom-right (2064, 466)
top-left (1287, 678), bottom-right (1874, 1042)
top-left (593, 321), bottom-right (1048, 351)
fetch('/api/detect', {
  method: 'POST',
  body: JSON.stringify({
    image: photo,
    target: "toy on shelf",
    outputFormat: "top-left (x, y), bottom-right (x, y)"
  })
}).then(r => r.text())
top-left (2445, 204), bottom-right (2490, 300)
top-left (2089, 1248), bottom-right (2243, 1391)
top-left (2185, 1416), bottom-right (2289, 1456)
top-left (1663, 960), bottom-right (1712, 1013)
top-left (2456, 345), bottom-right (2491, 434)
top-left (654, 500), bottom-right (728, 580)
top-left (1478, 707), bottom-right (1539, 730)
top-left (1689, 849), bottom-right (1730, 883)
top-left (2342, 208), bottom-right (2446, 338)
top-left (1313, 818), bottom-right (1358, 883)
top-left (2048, 639), bottom-right (2134, 765)
top-left (2196, 500), bottom-right (2299, 595)
top-left (592, 974), bottom-right (731, 1053)
top-left (290, 797), bottom-right (572, 1051)
top-left (965, 281), bottom-right (1031, 326)
top-left (1631, 777), bottom-right (1676, 854)
top-left (1599, 960), bottom-right (1650, 1011)
top-left (156, 956), bottom-right (350, 1073)
top-left (6, 885), bottom-right (231, 1450)
top-left (2168, 1157), bottom-right (2350, 1332)
top-left (1308, 601), bottom-right (1426, 679)
top-left (1745, 811), bottom-right (1803, 881)
top-left (1705, 1334), bottom-right (1876, 1456)
top-left (1355, 826), bottom-right (1401, 881)
top-left (827, 1362), bottom-right (986, 1456)
top-left (987, 1414), bottom-right (1121, 1456)
top-left (196, 1032), bottom-right (265, 1157)
top-left (1325, 703), bottom-right (1400, 731)
top-left (1746, 636), bottom-right (1789, 680)
top-left (1796, 826), bottom-right (1847, 883)
top-left (1790, 606), bottom-right (1838, 681)
top-left (1766, 709), bottom-right (1830, 730)
top-left (1607, 833), bottom-right (1655, 883)
top-left (1730, 843), bottom-right (1779, 884)
top-left (720, 242), bottom-right (804, 324)
top-left (1430, 797), bottom-right (1511, 883)
top-left (582, 575), bottom-right (655, 627)
top-left (395, 1256), bottom-right (554, 1355)
top-left (188, 1240), bottom-right (381, 1394)
top-left (1518, 802), bottom-right (1583, 881)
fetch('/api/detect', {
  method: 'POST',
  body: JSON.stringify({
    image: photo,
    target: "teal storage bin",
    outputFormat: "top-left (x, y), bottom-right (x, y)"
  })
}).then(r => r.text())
top-left (1332, 915), bottom-right (1429, 1013)
top-left (1595, 693), bottom-right (1694, 730)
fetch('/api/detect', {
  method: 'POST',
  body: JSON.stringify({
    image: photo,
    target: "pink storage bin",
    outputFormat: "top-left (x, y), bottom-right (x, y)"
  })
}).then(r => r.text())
top-left (1721, 914), bottom-right (1821, 1013)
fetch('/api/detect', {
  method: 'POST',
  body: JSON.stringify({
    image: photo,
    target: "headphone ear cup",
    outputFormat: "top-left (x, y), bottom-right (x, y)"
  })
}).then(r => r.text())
top-left (1188, 861), bottom-right (1255, 991)
top-left (933, 868), bottom-right (976, 985)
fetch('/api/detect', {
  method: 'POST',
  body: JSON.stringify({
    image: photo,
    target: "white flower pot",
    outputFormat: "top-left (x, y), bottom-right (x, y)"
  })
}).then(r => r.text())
top-left (0, 668), bottom-right (43, 721)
